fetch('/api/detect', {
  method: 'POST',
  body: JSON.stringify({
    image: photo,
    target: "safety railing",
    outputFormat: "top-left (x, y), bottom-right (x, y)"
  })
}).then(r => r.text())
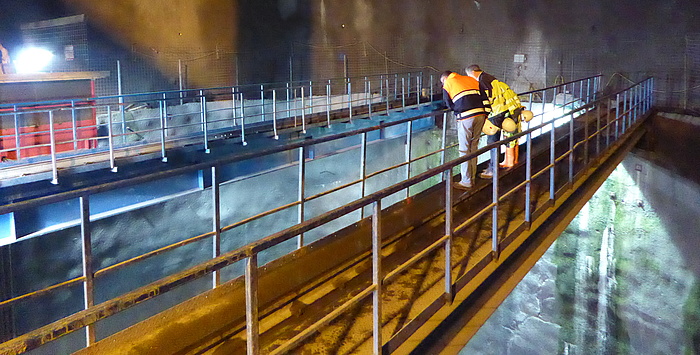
top-left (0, 75), bottom-right (608, 354)
top-left (0, 71), bottom-right (436, 182)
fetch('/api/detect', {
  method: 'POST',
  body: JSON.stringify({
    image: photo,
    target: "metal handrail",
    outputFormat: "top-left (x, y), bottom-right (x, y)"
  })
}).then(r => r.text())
top-left (0, 75), bottom-right (618, 354)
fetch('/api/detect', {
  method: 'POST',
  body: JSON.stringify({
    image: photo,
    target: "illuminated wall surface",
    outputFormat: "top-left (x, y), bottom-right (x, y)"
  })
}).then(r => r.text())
top-left (462, 147), bottom-right (700, 353)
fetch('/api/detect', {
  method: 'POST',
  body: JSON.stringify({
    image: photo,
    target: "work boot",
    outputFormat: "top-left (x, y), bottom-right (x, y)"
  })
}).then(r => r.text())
top-left (479, 168), bottom-right (493, 179)
top-left (453, 181), bottom-right (473, 190)
top-left (499, 146), bottom-right (519, 169)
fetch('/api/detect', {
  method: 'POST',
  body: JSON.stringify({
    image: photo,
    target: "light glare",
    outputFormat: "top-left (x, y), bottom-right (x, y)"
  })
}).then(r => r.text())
top-left (15, 47), bottom-right (54, 73)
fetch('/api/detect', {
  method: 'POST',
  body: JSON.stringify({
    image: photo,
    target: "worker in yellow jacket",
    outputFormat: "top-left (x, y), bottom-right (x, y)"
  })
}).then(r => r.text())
top-left (466, 65), bottom-right (523, 179)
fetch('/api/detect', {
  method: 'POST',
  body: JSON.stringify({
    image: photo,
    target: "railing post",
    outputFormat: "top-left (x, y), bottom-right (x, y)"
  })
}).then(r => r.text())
top-left (568, 110), bottom-right (574, 184)
top-left (245, 254), bottom-right (259, 355)
top-left (107, 106), bottom-right (117, 172)
top-left (301, 86), bottom-right (307, 133)
top-left (272, 89), bottom-right (279, 140)
top-left (368, 78), bottom-right (372, 118)
top-left (372, 200), bottom-right (383, 355)
top-left (385, 77), bottom-right (390, 112)
top-left (308, 80), bottom-right (313, 115)
top-left (615, 93), bottom-right (620, 139)
top-left (71, 100), bottom-right (78, 151)
top-left (286, 82), bottom-right (292, 124)
top-left (298, 146), bottom-right (306, 248)
top-left (240, 93), bottom-right (248, 146)
top-left (360, 132), bottom-right (368, 218)
top-left (405, 120), bottom-right (413, 198)
top-left (260, 84), bottom-right (266, 122)
top-left (622, 90), bottom-right (628, 134)
top-left (80, 195), bottom-right (96, 345)
top-left (586, 78), bottom-right (592, 104)
top-left (13, 105), bottom-right (20, 160)
top-left (417, 73), bottom-right (422, 106)
top-left (232, 87), bottom-right (238, 127)
top-left (118, 61), bottom-right (126, 145)
top-left (326, 80), bottom-right (331, 127)
top-left (160, 94), bottom-right (168, 162)
top-left (444, 169), bottom-right (454, 300)
top-left (212, 166), bottom-right (221, 287)
top-left (49, 111), bottom-right (59, 185)
top-left (490, 147), bottom-right (499, 258)
top-left (606, 96), bottom-right (611, 148)
top-left (401, 77), bottom-right (406, 111)
top-left (596, 100), bottom-right (601, 157)
top-left (549, 120), bottom-right (555, 200)
top-left (440, 112), bottom-right (447, 169)
top-left (525, 131), bottom-right (532, 223)
top-left (348, 80), bottom-right (353, 123)
top-left (200, 90), bottom-right (210, 153)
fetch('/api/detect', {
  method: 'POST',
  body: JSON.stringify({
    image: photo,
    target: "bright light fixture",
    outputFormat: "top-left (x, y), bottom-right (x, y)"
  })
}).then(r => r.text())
top-left (15, 47), bottom-right (54, 73)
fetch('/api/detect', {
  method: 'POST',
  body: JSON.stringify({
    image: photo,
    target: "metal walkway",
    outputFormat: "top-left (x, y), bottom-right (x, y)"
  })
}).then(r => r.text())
top-left (0, 75), bottom-right (652, 354)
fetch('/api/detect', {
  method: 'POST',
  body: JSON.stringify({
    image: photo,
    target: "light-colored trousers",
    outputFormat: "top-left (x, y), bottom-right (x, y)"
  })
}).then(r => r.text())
top-left (457, 114), bottom-right (486, 185)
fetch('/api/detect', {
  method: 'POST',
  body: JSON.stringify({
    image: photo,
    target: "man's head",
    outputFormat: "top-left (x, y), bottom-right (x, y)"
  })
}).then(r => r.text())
top-left (440, 71), bottom-right (453, 84)
top-left (465, 64), bottom-right (482, 79)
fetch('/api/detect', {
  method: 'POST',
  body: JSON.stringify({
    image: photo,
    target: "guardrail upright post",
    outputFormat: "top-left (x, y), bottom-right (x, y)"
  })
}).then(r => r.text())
top-left (49, 111), bottom-right (59, 185)
top-left (71, 100), bottom-right (78, 150)
top-left (491, 147), bottom-right (499, 258)
top-left (444, 169), bottom-right (454, 300)
top-left (606, 96), bottom-right (611, 148)
top-left (372, 200), bottom-right (383, 355)
top-left (245, 254), bottom-right (259, 355)
top-left (348, 80), bottom-right (353, 123)
top-left (118, 61), bottom-right (127, 145)
top-left (539, 90), bottom-right (547, 137)
top-left (232, 87), bottom-right (238, 127)
top-left (240, 93), bottom-right (248, 146)
top-left (360, 132), bottom-right (368, 218)
top-left (80, 195), bottom-right (96, 345)
top-left (107, 106), bottom-right (117, 172)
top-left (596, 100), bottom-right (601, 157)
top-left (401, 77), bottom-right (406, 111)
top-left (159, 96), bottom-right (168, 162)
top-left (368, 78), bottom-right (372, 118)
top-left (440, 112), bottom-right (448, 169)
top-left (394, 74), bottom-right (398, 100)
top-left (635, 85), bottom-right (640, 122)
top-left (260, 84), bottom-right (266, 122)
top-left (549, 120), bottom-right (555, 200)
top-left (385, 77), bottom-right (390, 112)
top-left (615, 93), bottom-right (620, 140)
top-left (584, 101), bottom-right (590, 167)
top-left (287, 82), bottom-right (293, 125)
top-left (298, 146), bottom-right (306, 248)
top-left (525, 131), bottom-right (532, 224)
top-left (379, 75), bottom-right (384, 105)
top-left (326, 80), bottom-right (332, 127)
top-left (405, 120), bottom-right (413, 198)
top-left (586, 77), bottom-right (592, 104)
top-left (417, 72), bottom-right (422, 106)
top-left (272, 89), bottom-right (279, 139)
top-left (301, 86), bottom-right (307, 133)
top-left (308, 80), bottom-right (313, 115)
top-left (568, 110), bottom-right (574, 184)
top-left (622, 90), bottom-right (628, 133)
top-left (13, 105), bottom-right (20, 160)
top-left (200, 90), bottom-right (210, 153)
top-left (212, 166), bottom-right (221, 287)
top-left (365, 77), bottom-right (369, 117)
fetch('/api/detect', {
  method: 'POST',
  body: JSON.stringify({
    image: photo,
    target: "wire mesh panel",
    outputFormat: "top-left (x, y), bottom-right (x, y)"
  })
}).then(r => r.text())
top-left (20, 15), bottom-right (90, 73)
